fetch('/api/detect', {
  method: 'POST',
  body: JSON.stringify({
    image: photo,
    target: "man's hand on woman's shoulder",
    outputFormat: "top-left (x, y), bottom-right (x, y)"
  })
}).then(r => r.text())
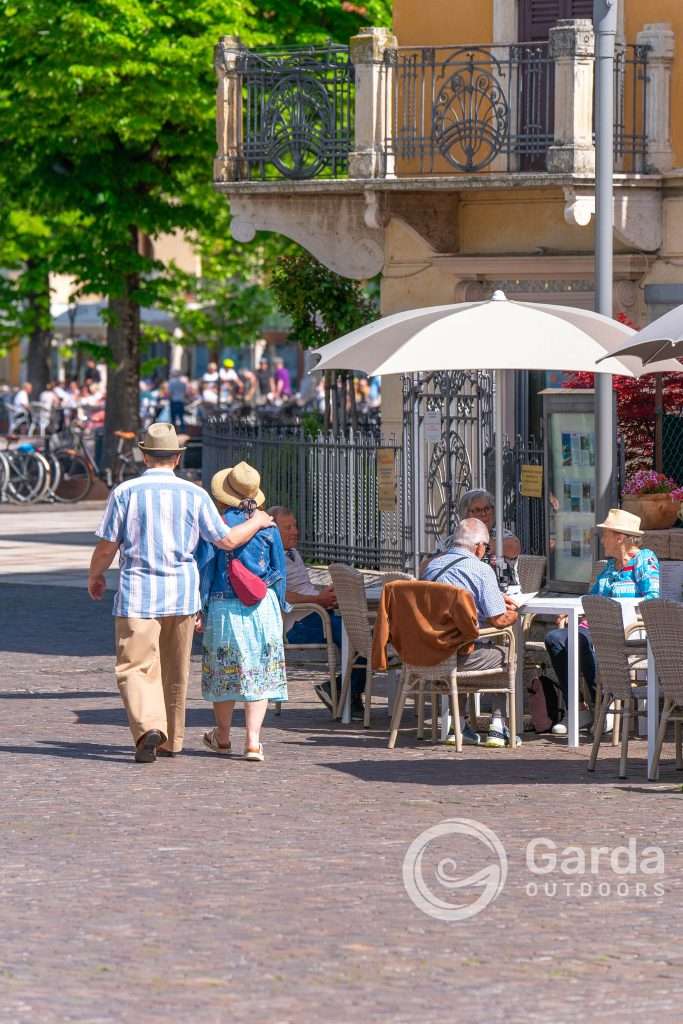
top-left (254, 510), bottom-right (275, 529)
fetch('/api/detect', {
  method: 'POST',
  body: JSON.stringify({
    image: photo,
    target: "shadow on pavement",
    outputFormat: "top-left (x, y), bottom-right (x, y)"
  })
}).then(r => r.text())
top-left (0, 583), bottom-right (113, 655)
top-left (0, 531), bottom-right (97, 546)
top-left (0, 690), bottom-right (116, 700)
top-left (324, 755), bottom-right (659, 786)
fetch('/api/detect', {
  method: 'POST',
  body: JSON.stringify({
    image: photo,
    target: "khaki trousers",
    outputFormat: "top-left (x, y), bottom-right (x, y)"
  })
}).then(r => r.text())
top-left (115, 615), bottom-right (195, 751)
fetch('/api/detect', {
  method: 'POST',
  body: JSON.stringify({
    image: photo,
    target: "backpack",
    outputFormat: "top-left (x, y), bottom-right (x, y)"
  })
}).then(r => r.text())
top-left (527, 674), bottom-right (563, 732)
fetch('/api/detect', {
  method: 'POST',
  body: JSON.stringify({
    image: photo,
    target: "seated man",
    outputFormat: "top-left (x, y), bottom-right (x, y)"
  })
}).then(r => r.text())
top-left (269, 506), bottom-right (366, 720)
top-left (421, 518), bottom-right (520, 747)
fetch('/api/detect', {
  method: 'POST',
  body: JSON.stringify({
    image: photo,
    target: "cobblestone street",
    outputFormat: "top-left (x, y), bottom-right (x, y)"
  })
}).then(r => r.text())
top-left (1, 506), bottom-right (683, 1023)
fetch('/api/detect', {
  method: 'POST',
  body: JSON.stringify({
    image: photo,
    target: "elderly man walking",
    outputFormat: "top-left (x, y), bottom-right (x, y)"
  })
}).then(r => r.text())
top-left (88, 423), bottom-right (273, 763)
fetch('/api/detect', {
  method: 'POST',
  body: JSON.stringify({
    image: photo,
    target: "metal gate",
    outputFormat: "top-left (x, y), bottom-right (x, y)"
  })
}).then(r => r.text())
top-left (402, 370), bottom-right (494, 560)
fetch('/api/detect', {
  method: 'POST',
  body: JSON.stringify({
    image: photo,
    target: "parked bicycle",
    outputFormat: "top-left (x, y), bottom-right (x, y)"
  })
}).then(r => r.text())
top-left (0, 438), bottom-right (52, 504)
top-left (50, 426), bottom-right (142, 503)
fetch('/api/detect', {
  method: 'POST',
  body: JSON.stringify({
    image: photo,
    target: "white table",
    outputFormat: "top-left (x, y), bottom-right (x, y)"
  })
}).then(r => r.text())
top-left (515, 594), bottom-right (584, 747)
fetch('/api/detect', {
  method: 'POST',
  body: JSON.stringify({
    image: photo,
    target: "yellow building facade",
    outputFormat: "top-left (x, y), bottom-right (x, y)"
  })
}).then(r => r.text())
top-left (215, 0), bottom-right (683, 548)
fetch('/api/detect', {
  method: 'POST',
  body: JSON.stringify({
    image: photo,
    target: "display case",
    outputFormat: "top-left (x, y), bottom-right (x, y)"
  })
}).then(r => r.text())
top-left (542, 389), bottom-right (613, 593)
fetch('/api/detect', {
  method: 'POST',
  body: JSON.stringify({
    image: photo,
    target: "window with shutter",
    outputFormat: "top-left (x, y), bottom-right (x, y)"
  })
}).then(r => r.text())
top-left (519, 0), bottom-right (594, 41)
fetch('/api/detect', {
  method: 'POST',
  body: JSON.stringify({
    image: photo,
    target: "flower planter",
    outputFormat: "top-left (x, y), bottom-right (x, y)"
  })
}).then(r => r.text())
top-left (622, 493), bottom-right (680, 531)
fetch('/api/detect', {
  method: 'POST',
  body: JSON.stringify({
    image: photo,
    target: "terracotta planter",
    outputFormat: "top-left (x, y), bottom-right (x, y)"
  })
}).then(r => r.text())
top-left (622, 493), bottom-right (680, 531)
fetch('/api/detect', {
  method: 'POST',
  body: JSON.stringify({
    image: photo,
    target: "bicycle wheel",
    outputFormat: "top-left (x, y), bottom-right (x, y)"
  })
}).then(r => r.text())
top-left (6, 450), bottom-right (47, 503)
top-left (42, 451), bottom-right (63, 499)
top-left (52, 448), bottom-right (93, 503)
top-left (0, 451), bottom-right (9, 500)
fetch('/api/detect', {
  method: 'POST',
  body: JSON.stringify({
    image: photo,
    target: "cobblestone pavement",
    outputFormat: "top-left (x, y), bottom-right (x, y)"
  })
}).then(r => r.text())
top-left (1, 508), bottom-right (683, 1023)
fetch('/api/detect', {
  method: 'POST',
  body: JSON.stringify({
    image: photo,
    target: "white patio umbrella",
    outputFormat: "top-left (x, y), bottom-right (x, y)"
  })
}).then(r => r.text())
top-left (314, 290), bottom-right (641, 567)
top-left (604, 303), bottom-right (683, 367)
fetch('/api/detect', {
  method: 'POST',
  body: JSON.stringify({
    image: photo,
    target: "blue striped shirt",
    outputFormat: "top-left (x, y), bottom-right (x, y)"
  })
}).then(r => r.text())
top-left (422, 546), bottom-right (505, 625)
top-left (96, 469), bottom-right (229, 618)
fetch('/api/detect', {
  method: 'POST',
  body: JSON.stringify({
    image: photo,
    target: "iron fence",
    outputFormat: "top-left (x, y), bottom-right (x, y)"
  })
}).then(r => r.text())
top-left (486, 438), bottom-right (546, 557)
top-left (383, 43), bottom-right (554, 174)
top-left (202, 419), bottom-right (409, 569)
top-left (238, 45), bottom-right (354, 180)
top-left (613, 43), bottom-right (649, 172)
top-left (663, 415), bottom-right (683, 484)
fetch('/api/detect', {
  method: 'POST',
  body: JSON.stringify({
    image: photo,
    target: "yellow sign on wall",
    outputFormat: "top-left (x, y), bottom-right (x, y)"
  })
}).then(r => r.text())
top-left (520, 464), bottom-right (544, 499)
top-left (377, 448), bottom-right (397, 512)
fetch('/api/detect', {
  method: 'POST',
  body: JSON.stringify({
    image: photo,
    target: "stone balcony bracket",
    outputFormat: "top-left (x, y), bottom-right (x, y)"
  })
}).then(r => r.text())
top-left (563, 184), bottom-right (662, 252)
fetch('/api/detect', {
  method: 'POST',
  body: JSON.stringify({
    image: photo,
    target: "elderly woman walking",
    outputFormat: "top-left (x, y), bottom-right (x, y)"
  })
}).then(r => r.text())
top-left (200, 462), bottom-right (287, 762)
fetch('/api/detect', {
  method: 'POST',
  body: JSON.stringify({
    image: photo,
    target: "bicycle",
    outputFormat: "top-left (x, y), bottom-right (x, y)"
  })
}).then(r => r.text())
top-left (50, 426), bottom-right (142, 503)
top-left (0, 437), bottom-right (51, 504)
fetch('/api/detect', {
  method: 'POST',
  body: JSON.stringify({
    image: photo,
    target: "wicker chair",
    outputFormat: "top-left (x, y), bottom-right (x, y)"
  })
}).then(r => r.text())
top-left (328, 564), bottom-right (408, 726)
top-left (640, 600), bottom-right (683, 781)
top-left (387, 613), bottom-right (517, 750)
top-left (583, 596), bottom-right (648, 778)
top-left (282, 603), bottom-right (337, 715)
top-left (517, 554), bottom-right (546, 595)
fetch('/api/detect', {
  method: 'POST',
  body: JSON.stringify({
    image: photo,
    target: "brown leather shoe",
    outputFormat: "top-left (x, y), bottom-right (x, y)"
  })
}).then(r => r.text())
top-left (134, 730), bottom-right (163, 763)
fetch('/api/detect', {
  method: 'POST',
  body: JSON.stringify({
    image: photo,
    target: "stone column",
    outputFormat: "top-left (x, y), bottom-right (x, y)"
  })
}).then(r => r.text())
top-left (349, 27), bottom-right (397, 179)
top-left (214, 36), bottom-right (246, 183)
top-left (546, 19), bottom-right (595, 174)
top-left (637, 23), bottom-right (675, 174)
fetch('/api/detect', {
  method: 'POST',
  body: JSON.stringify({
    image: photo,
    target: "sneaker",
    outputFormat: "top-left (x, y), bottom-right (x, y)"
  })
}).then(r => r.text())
top-left (551, 722), bottom-right (568, 736)
top-left (314, 681), bottom-right (334, 712)
top-left (446, 723), bottom-right (481, 746)
top-left (350, 698), bottom-right (365, 721)
top-left (485, 724), bottom-right (522, 748)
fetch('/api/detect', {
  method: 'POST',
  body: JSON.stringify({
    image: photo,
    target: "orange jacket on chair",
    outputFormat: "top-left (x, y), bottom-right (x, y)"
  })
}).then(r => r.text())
top-left (372, 580), bottom-right (480, 671)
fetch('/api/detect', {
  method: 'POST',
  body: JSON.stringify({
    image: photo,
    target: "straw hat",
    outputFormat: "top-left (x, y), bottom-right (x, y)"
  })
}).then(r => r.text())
top-left (211, 461), bottom-right (265, 508)
top-left (596, 508), bottom-right (643, 536)
top-left (138, 422), bottom-right (186, 454)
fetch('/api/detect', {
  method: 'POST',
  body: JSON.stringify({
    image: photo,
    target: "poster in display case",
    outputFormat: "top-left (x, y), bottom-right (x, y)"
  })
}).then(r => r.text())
top-left (542, 389), bottom-right (613, 593)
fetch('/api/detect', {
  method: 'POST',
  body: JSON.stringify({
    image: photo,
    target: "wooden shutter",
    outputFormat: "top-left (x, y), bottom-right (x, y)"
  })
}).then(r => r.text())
top-left (519, 0), bottom-right (594, 42)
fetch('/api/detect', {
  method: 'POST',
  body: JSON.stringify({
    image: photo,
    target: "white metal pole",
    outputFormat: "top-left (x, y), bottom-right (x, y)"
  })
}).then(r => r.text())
top-left (495, 368), bottom-right (504, 564)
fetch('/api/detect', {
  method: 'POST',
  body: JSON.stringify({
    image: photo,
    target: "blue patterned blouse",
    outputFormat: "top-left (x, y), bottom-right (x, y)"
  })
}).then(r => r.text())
top-left (590, 548), bottom-right (660, 601)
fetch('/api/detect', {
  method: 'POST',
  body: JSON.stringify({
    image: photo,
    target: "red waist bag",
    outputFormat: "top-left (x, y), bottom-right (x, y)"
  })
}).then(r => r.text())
top-left (228, 555), bottom-right (267, 606)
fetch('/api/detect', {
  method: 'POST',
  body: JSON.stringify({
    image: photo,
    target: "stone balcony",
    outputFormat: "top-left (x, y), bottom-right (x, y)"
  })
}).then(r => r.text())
top-left (213, 21), bottom-right (675, 279)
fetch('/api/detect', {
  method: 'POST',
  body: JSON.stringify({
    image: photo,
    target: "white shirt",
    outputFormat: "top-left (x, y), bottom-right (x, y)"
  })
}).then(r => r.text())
top-left (13, 389), bottom-right (30, 410)
top-left (284, 548), bottom-right (318, 596)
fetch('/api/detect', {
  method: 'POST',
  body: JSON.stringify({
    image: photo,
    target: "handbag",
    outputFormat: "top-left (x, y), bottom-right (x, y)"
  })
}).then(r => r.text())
top-left (228, 553), bottom-right (267, 606)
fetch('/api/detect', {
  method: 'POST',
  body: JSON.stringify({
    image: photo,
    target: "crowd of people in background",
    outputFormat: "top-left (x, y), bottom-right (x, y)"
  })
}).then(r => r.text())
top-left (1, 354), bottom-right (382, 436)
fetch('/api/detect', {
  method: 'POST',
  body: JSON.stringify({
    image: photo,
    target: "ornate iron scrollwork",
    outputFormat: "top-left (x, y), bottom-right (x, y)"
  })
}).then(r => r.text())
top-left (432, 48), bottom-right (509, 172)
top-left (242, 47), bottom-right (353, 180)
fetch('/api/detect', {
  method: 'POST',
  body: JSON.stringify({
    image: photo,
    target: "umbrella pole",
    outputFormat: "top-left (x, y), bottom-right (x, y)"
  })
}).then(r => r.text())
top-left (495, 369), bottom-right (504, 566)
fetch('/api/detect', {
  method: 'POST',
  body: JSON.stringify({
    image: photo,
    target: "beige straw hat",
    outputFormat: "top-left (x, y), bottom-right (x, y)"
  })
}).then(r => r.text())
top-left (138, 422), bottom-right (186, 454)
top-left (211, 461), bottom-right (265, 508)
top-left (596, 508), bottom-right (643, 536)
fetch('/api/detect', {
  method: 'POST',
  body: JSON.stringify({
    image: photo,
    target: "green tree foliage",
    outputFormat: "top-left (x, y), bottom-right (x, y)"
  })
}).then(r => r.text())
top-left (271, 250), bottom-right (376, 349)
top-left (0, 0), bottom-right (391, 456)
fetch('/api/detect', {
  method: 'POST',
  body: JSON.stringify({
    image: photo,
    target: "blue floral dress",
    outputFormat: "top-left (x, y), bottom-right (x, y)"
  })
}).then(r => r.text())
top-left (199, 509), bottom-right (288, 704)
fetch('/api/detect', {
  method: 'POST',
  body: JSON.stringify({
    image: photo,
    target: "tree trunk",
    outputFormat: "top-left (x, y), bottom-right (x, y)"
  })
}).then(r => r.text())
top-left (26, 262), bottom-right (51, 396)
top-left (103, 244), bottom-right (141, 469)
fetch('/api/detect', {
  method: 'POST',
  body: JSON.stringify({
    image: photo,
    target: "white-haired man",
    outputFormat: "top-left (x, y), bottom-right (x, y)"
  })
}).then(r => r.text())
top-left (421, 517), bottom-right (520, 747)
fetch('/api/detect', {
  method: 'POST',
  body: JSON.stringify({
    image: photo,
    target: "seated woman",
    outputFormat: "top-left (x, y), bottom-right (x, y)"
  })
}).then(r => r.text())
top-left (544, 508), bottom-right (659, 733)
top-left (426, 489), bottom-right (522, 585)
top-left (199, 461), bottom-right (288, 763)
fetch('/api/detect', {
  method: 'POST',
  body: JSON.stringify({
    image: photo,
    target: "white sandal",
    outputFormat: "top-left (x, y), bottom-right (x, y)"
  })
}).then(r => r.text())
top-left (203, 728), bottom-right (231, 755)
top-left (244, 743), bottom-right (264, 763)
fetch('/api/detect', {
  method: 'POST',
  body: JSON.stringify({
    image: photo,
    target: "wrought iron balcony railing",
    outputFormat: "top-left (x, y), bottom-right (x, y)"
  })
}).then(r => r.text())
top-left (214, 26), bottom-right (656, 184)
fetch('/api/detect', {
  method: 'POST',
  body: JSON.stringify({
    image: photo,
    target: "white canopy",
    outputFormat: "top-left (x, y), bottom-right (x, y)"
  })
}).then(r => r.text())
top-left (603, 302), bottom-right (683, 369)
top-left (315, 293), bottom-right (641, 376)
top-left (314, 291), bottom-right (642, 568)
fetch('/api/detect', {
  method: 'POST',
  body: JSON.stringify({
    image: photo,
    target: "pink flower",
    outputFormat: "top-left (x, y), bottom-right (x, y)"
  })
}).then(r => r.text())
top-left (624, 469), bottom-right (682, 496)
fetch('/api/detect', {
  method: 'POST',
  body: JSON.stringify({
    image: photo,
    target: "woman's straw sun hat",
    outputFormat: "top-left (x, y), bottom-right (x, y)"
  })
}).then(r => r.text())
top-left (211, 461), bottom-right (265, 508)
top-left (596, 508), bottom-right (644, 537)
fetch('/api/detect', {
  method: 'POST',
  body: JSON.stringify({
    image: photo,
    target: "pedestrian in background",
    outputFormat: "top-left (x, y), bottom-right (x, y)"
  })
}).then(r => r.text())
top-left (168, 370), bottom-right (188, 430)
top-left (87, 423), bottom-right (274, 764)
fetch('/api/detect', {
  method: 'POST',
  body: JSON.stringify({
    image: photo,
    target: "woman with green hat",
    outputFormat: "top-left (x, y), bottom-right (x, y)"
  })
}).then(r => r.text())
top-left (200, 461), bottom-right (288, 762)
